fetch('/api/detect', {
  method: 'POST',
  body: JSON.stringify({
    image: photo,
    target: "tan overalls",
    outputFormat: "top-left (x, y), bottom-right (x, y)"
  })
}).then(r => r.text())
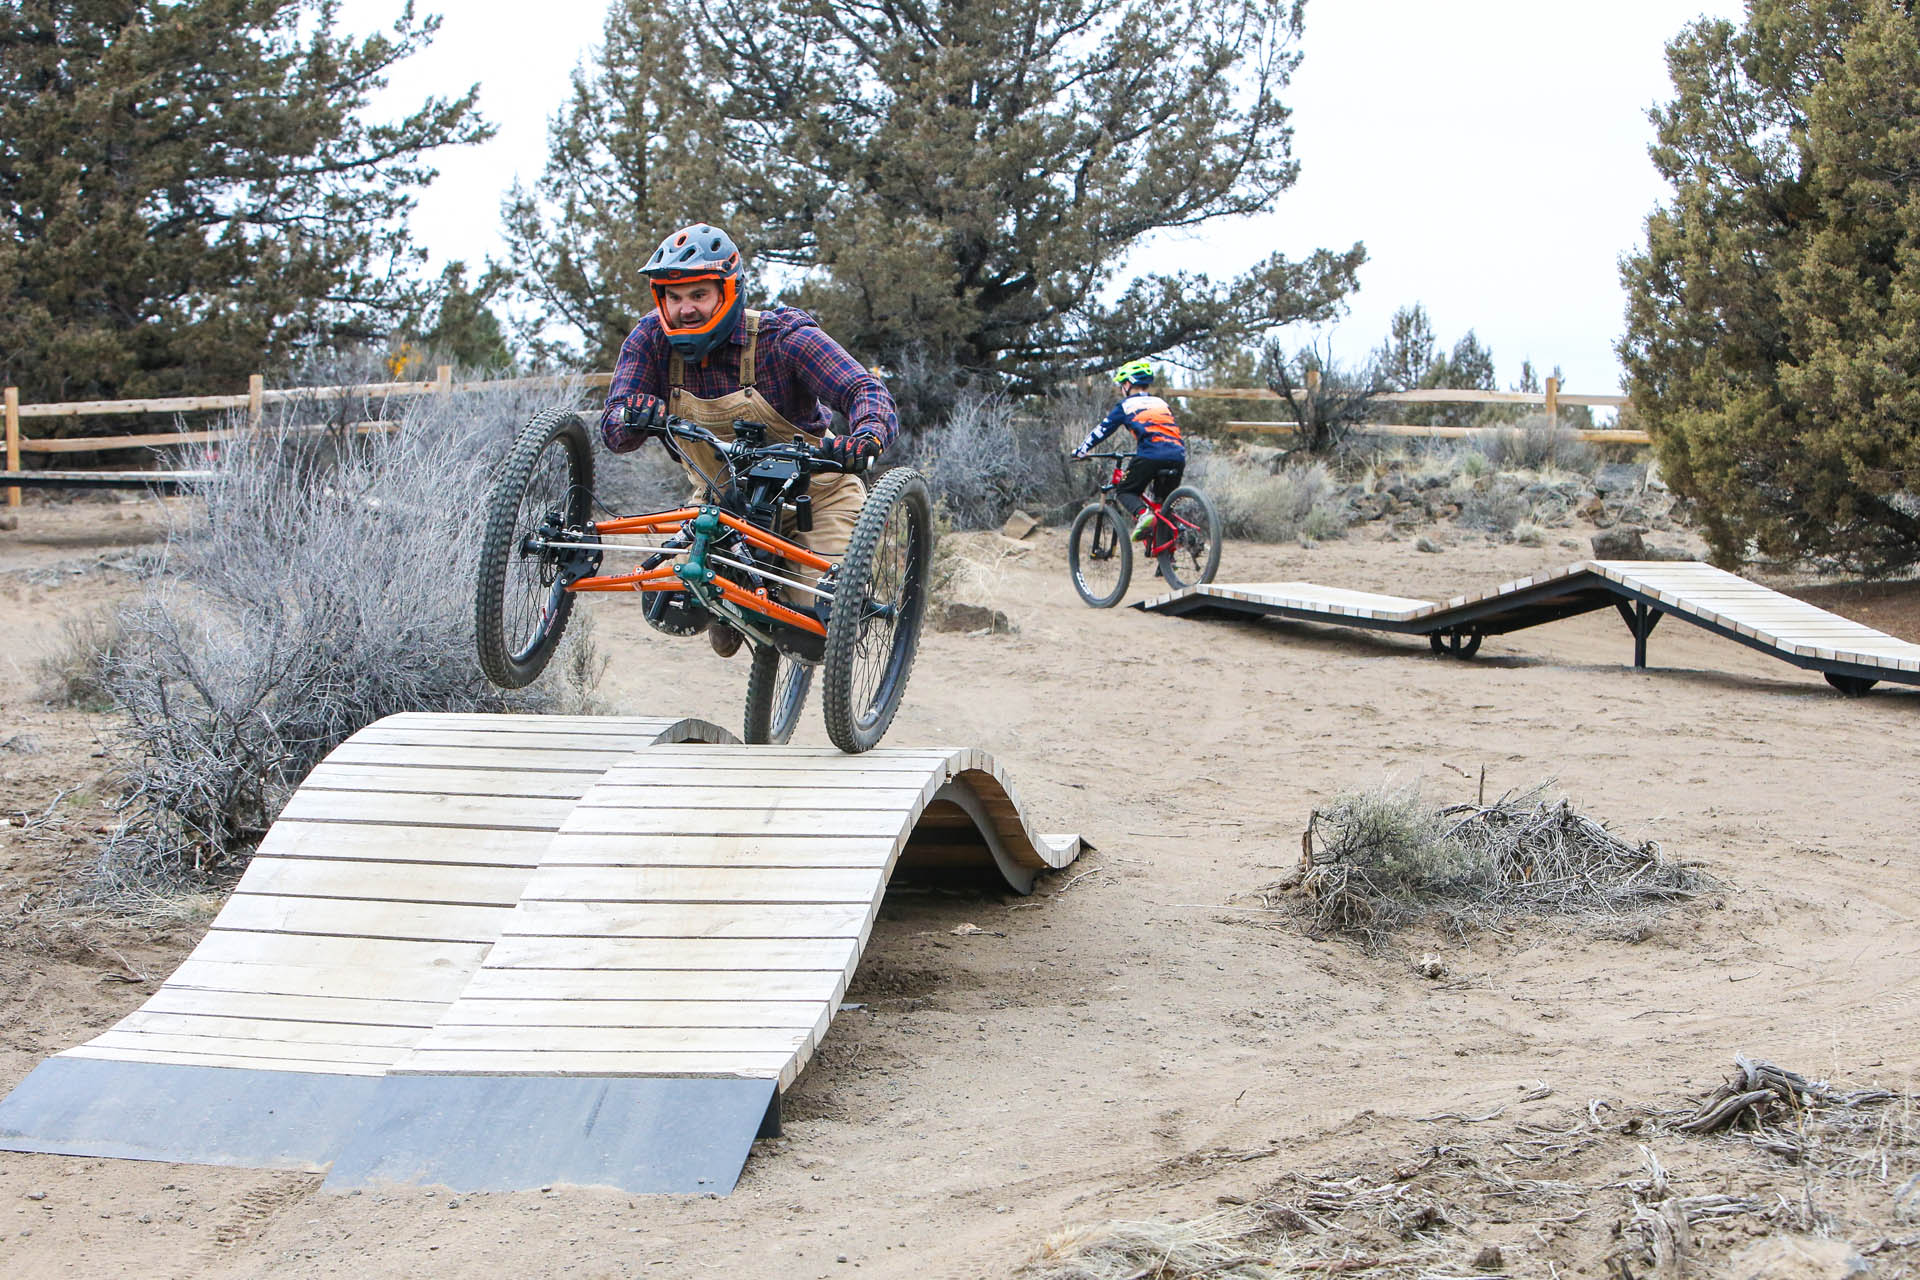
top-left (666, 309), bottom-right (867, 587)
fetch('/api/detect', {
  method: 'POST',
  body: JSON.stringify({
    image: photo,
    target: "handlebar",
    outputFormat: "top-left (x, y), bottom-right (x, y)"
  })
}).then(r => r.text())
top-left (628, 408), bottom-right (870, 475)
top-left (1073, 452), bottom-right (1134, 462)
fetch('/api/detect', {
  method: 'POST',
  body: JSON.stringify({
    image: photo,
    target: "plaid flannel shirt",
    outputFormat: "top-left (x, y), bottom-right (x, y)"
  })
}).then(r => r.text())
top-left (599, 305), bottom-right (898, 453)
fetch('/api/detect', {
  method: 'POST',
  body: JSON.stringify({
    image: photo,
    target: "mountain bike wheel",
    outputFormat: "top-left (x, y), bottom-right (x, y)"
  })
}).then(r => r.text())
top-left (744, 643), bottom-right (814, 745)
top-left (475, 410), bottom-right (595, 689)
top-left (1068, 501), bottom-right (1131, 607)
top-left (822, 467), bottom-right (932, 754)
top-left (1154, 486), bottom-right (1222, 590)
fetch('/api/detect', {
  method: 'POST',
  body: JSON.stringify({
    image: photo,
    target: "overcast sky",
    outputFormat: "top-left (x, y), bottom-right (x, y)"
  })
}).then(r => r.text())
top-left (337, 0), bottom-right (1747, 397)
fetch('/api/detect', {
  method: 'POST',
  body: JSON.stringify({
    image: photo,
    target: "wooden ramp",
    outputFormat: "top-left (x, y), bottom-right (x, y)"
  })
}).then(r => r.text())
top-left (0, 717), bottom-right (1082, 1195)
top-left (1138, 559), bottom-right (1920, 693)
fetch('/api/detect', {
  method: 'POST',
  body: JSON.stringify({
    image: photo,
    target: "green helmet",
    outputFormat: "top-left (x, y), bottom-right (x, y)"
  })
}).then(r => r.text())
top-left (1111, 358), bottom-right (1155, 387)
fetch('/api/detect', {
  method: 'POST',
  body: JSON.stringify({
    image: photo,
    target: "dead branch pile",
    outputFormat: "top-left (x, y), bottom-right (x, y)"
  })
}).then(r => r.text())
top-left (1674, 1055), bottom-right (1912, 1173)
top-left (1289, 781), bottom-right (1715, 942)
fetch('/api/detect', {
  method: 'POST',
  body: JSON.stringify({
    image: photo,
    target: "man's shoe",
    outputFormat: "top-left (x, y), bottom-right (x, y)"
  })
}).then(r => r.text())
top-left (708, 620), bottom-right (743, 658)
top-left (1129, 510), bottom-right (1153, 542)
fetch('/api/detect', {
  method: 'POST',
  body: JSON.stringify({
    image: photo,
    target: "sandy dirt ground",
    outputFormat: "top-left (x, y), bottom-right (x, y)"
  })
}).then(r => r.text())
top-left (2, 493), bottom-right (1918, 1278)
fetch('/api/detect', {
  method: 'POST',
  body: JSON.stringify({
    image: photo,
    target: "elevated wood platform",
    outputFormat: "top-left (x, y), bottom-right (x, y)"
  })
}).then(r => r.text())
top-left (1, 469), bottom-right (221, 491)
top-left (0, 715), bottom-right (1083, 1194)
top-left (1138, 560), bottom-right (1920, 693)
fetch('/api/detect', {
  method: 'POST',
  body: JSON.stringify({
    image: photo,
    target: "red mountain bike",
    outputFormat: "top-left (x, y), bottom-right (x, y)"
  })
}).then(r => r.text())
top-left (1067, 452), bottom-right (1221, 608)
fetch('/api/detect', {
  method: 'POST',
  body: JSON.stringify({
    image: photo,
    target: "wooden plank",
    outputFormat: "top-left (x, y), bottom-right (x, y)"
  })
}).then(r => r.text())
top-left (388, 1050), bottom-right (787, 1078)
top-left (61, 1044), bottom-right (386, 1076)
top-left (374, 712), bottom-right (680, 734)
top-left (85, 1030), bottom-right (402, 1067)
top-left (413, 1026), bottom-right (810, 1055)
top-left (522, 866), bottom-right (884, 903)
top-left (302, 763), bottom-right (602, 798)
top-left (5, 386), bottom-right (18, 508)
top-left (349, 727), bottom-right (679, 752)
top-left (502, 901), bottom-right (872, 939)
top-left (562, 806), bottom-right (910, 839)
top-left (599, 765), bottom-right (948, 789)
top-left (186, 931), bottom-right (489, 971)
top-left (116, 1012), bottom-right (423, 1048)
top-left (165, 959), bottom-right (478, 1003)
top-left (481, 935), bottom-right (854, 972)
top-left (138, 987), bottom-right (445, 1027)
top-left (322, 742), bottom-right (626, 772)
top-left (251, 822), bottom-right (552, 866)
top-left (211, 895), bottom-right (511, 943)
top-left (435, 999), bottom-right (828, 1031)
top-left (455, 966), bottom-right (847, 1004)
top-left (236, 858), bottom-right (531, 904)
top-left (537, 832), bottom-right (900, 869)
top-left (277, 791), bottom-right (578, 830)
top-left (580, 784), bottom-right (934, 811)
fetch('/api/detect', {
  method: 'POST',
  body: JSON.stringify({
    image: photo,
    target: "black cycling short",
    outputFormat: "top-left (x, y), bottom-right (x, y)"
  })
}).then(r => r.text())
top-left (1114, 458), bottom-right (1185, 515)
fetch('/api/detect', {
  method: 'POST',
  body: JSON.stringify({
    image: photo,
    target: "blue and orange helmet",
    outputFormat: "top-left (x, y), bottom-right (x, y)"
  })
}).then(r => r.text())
top-left (643, 223), bottom-right (744, 362)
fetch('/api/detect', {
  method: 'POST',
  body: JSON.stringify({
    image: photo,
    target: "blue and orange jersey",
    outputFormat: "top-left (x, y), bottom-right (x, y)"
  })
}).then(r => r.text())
top-left (1079, 392), bottom-right (1186, 462)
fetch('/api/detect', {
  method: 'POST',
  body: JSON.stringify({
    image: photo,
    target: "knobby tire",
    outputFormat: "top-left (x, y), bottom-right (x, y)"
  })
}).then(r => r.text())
top-left (822, 468), bottom-right (932, 753)
top-left (474, 410), bottom-right (594, 689)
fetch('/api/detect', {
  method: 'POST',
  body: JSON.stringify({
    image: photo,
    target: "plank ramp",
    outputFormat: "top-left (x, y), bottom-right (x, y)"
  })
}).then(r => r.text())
top-left (1138, 559), bottom-right (1920, 690)
top-left (0, 718), bottom-right (1082, 1195)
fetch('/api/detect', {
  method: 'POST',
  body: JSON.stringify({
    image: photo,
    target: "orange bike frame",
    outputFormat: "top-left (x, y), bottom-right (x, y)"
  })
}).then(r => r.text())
top-left (561, 506), bottom-right (830, 638)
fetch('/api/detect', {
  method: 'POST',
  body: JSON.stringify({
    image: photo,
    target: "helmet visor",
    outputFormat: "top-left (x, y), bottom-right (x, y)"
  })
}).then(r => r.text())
top-left (650, 275), bottom-right (740, 338)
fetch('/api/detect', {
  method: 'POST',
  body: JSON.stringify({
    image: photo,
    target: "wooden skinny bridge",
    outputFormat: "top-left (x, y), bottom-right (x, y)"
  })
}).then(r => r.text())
top-left (0, 713), bottom-right (1082, 1194)
top-left (1137, 560), bottom-right (1920, 695)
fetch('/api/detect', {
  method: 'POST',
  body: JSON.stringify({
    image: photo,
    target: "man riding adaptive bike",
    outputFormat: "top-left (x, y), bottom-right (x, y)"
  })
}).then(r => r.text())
top-left (1073, 359), bottom-right (1187, 543)
top-left (600, 222), bottom-right (899, 654)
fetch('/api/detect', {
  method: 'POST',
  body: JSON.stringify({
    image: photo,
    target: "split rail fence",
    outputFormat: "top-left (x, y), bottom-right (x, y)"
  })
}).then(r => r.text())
top-left (4, 368), bottom-right (1641, 509)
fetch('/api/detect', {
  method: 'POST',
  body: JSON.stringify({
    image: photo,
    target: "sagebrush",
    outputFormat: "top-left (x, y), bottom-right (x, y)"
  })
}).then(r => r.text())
top-left (91, 361), bottom-right (605, 892)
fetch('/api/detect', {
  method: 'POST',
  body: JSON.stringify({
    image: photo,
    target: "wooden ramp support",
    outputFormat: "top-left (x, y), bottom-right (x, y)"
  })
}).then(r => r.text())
top-left (1137, 559), bottom-right (1920, 694)
top-left (0, 718), bottom-right (1082, 1195)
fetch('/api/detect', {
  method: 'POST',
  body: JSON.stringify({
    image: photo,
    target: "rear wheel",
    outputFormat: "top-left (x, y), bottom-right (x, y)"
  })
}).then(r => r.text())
top-left (822, 468), bottom-right (933, 753)
top-left (1154, 486), bottom-right (1221, 590)
top-left (1428, 630), bottom-right (1483, 659)
top-left (475, 411), bottom-right (595, 688)
top-left (1068, 501), bottom-right (1132, 607)
top-left (744, 644), bottom-right (814, 744)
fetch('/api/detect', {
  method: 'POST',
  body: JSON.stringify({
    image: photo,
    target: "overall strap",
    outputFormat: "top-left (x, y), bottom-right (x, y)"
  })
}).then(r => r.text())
top-left (738, 310), bottom-right (762, 389)
top-left (667, 350), bottom-right (686, 389)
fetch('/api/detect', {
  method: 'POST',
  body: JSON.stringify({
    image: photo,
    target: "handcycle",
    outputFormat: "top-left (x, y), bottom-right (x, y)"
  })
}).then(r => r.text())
top-left (1066, 452), bottom-right (1221, 608)
top-left (473, 408), bottom-right (932, 753)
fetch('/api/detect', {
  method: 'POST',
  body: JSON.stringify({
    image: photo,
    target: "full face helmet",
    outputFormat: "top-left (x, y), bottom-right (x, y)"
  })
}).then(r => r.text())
top-left (1111, 358), bottom-right (1156, 387)
top-left (642, 223), bottom-right (745, 362)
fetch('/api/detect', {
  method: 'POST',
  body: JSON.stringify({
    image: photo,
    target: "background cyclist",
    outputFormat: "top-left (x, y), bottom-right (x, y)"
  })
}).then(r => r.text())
top-left (599, 222), bottom-right (899, 655)
top-left (1073, 359), bottom-right (1187, 543)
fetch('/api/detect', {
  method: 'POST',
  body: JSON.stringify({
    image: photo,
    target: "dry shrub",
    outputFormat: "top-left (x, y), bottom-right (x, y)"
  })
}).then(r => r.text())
top-left (1456, 478), bottom-right (1530, 534)
top-left (1470, 414), bottom-right (1597, 474)
top-left (1195, 452), bottom-right (1346, 542)
top-left (1289, 781), bottom-right (1715, 943)
top-left (1021, 1207), bottom-right (1279, 1280)
top-left (901, 387), bottom-right (1089, 529)
top-left (37, 609), bottom-right (133, 711)
top-left (92, 361), bottom-right (605, 893)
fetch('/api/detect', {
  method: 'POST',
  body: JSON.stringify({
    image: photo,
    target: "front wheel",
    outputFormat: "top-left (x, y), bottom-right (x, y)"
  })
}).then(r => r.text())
top-left (744, 644), bottom-right (814, 744)
top-left (1154, 486), bottom-right (1221, 590)
top-left (822, 468), bottom-right (933, 753)
top-left (1068, 502), bottom-right (1132, 607)
top-left (475, 411), bottom-right (595, 688)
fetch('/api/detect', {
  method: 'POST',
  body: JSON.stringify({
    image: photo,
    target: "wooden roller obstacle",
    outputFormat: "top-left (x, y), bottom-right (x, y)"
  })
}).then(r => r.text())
top-left (0, 714), bottom-right (1083, 1194)
top-left (1138, 560), bottom-right (1920, 695)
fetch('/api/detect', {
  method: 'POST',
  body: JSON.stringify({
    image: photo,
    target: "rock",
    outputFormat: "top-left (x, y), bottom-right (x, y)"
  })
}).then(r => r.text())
top-left (1642, 543), bottom-right (1695, 562)
top-left (994, 536), bottom-right (1034, 556)
top-left (1415, 536), bottom-right (1443, 554)
top-left (931, 602), bottom-right (1015, 634)
top-left (1416, 473), bottom-right (1450, 491)
top-left (1590, 526), bottom-right (1646, 559)
top-left (1472, 1243), bottom-right (1504, 1271)
top-left (1, 734), bottom-right (44, 755)
top-left (0, 514), bottom-right (17, 532)
top-left (1728, 1236), bottom-right (1870, 1280)
top-left (1414, 954), bottom-right (1446, 979)
top-left (999, 509), bottom-right (1039, 540)
top-left (1351, 493), bottom-right (1390, 520)
top-left (1576, 495), bottom-right (1607, 522)
top-left (1594, 461), bottom-right (1646, 496)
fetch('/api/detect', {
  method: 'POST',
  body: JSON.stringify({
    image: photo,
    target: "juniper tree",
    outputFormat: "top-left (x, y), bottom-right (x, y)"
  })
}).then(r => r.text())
top-left (511, 0), bottom-right (1363, 389)
top-left (1619, 0), bottom-right (1920, 573)
top-left (0, 0), bottom-right (489, 407)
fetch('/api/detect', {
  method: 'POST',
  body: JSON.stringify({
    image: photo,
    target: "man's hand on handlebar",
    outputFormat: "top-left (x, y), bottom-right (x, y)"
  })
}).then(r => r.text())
top-left (621, 394), bottom-right (670, 435)
top-left (821, 432), bottom-right (883, 473)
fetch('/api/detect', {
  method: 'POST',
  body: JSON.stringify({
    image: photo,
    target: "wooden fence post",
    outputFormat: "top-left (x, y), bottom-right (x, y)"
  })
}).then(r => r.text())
top-left (1305, 369), bottom-right (1321, 393)
top-left (436, 365), bottom-right (453, 395)
top-left (1545, 375), bottom-right (1560, 427)
top-left (248, 373), bottom-right (264, 430)
top-left (5, 386), bottom-right (19, 508)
